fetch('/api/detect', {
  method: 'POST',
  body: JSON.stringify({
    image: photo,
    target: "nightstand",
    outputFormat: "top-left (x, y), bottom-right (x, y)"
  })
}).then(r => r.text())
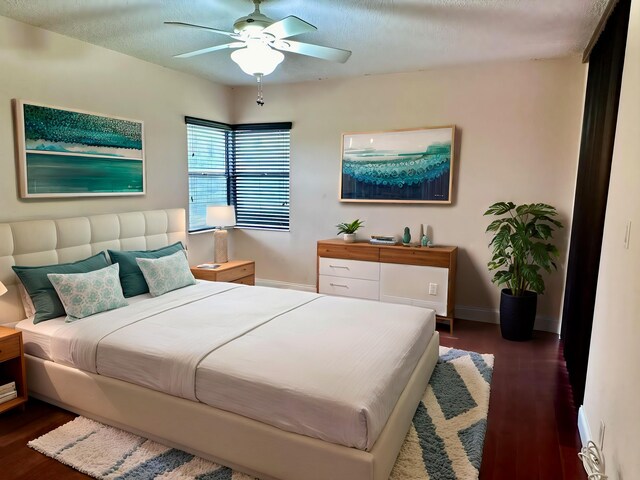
top-left (191, 260), bottom-right (255, 285)
top-left (0, 326), bottom-right (27, 414)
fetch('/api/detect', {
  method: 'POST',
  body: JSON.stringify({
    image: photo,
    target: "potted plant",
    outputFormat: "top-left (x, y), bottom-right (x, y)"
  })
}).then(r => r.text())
top-left (336, 219), bottom-right (364, 243)
top-left (484, 202), bottom-right (563, 341)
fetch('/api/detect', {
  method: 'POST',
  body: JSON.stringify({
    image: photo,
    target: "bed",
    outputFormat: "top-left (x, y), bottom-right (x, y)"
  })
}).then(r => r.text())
top-left (0, 209), bottom-right (440, 480)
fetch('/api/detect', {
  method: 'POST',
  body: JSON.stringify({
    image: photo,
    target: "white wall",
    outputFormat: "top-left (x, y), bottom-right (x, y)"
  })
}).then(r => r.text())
top-left (582, 0), bottom-right (640, 477)
top-left (230, 58), bottom-right (587, 332)
top-left (0, 15), bottom-right (230, 265)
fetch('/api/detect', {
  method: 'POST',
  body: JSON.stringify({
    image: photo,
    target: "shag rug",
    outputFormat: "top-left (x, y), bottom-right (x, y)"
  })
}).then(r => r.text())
top-left (29, 347), bottom-right (493, 480)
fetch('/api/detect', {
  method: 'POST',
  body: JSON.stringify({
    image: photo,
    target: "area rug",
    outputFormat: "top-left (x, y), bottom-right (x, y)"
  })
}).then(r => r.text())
top-left (28, 347), bottom-right (493, 480)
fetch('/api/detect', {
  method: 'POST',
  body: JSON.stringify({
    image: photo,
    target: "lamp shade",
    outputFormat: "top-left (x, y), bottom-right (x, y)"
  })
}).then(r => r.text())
top-left (206, 205), bottom-right (236, 228)
top-left (231, 42), bottom-right (284, 76)
top-left (0, 281), bottom-right (7, 297)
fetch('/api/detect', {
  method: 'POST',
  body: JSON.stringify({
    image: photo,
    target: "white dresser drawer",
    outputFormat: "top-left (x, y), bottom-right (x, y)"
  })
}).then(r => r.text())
top-left (318, 275), bottom-right (379, 300)
top-left (318, 257), bottom-right (380, 281)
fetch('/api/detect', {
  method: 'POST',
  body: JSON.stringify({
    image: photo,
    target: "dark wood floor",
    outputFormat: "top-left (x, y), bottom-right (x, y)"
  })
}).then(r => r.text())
top-left (0, 319), bottom-right (585, 480)
top-left (440, 320), bottom-right (586, 480)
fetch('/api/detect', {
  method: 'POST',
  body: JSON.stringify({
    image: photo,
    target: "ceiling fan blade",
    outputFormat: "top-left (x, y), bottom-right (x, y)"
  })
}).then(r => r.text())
top-left (164, 21), bottom-right (237, 38)
top-left (274, 40), bottom-right (352, 63)
top-left (174, 42), bottom-right (245, 59)
top-left (262, 16), bottom-right (316, 39)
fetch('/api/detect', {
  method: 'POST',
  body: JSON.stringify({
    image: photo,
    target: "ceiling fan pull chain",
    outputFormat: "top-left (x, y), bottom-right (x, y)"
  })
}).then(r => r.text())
top-left (256, 74), bottom-right (265, 106)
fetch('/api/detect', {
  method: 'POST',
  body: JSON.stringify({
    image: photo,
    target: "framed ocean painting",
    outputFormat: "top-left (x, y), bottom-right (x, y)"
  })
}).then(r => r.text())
top-left (14, 100), bottom-right (145, 198)
top-left (340, 126), bottom-right (455, 203)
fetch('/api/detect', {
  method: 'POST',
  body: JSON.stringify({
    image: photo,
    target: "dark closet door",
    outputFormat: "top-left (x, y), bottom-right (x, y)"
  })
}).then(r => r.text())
top-left (561, 0), bottom-right (631, 406)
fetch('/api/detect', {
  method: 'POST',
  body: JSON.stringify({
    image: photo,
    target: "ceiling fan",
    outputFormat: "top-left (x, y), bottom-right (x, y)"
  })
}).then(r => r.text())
top-left (165, 0), bottom-right (352, 81)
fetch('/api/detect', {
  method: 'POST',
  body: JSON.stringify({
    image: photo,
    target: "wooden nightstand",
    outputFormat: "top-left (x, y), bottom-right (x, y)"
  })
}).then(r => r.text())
top-left (191, 260), bottom-right (255, 285)
top-left (0, 326), bottom-right (27, 414)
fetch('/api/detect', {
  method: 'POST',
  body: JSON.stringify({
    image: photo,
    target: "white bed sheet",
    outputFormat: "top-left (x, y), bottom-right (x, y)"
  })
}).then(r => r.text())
top-left (196, 295), bottom-right (435, 450)
top-left (17, 281), bottom-right (435, 451)
top-left (16, 293), bottom-right (154, 360)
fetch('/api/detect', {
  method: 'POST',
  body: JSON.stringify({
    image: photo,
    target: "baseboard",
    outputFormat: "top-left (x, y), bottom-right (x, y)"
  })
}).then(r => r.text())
top-left (455, 304), bottom-right (560, 334)
top-left (578, 406), bottom-right (592, 447)
top-left (255, 278), bottom-right (316, 292)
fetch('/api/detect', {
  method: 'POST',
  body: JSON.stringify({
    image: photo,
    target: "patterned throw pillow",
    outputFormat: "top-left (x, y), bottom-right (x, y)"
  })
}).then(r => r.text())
top-left (136, 250), bottom-right (196, 297)
top-left (108, 242), bottom-right (185, 298)
top-left (47, 264), bottom-right (128, 321)
top-left (12, 252), bottom-right (111, 323)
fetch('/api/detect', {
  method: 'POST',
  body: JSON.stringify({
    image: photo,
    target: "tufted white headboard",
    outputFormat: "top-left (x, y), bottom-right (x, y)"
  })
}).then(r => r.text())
top-left (0, 208), bottom-right (186, 325)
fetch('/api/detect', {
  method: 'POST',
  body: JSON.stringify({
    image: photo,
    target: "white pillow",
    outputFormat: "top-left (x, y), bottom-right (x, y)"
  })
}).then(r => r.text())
top-left (18, 282), bottom-right (36, 319)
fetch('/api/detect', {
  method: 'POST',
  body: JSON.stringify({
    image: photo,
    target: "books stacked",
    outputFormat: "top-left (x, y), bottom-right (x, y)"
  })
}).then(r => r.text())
top-left (370, 235), bottom-right (398, 245)
top-left (0, 381), bottom-right (17, 405)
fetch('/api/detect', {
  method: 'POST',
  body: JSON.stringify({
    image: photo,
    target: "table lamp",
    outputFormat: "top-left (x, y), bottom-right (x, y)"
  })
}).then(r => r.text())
top-left (0, 281), bottom-right (7, 297)
top-left (206, 205), bottom-right (236, 263)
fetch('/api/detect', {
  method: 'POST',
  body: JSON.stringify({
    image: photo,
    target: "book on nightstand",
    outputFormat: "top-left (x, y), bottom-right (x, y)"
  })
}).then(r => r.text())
top-left (0, 381), bottom-right (16, 395)
top-left (0, 389), bottom-right (17, 404)
top-left (196, 263), bottom-right (221, 269)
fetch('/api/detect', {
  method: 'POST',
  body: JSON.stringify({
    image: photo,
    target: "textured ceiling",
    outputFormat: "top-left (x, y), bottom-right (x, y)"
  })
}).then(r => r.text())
top-left (0, 0), bottom-right (607, 86)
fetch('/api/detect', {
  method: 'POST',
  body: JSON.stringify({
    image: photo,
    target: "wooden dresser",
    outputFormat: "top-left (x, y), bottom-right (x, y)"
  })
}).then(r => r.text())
top-left (317, 240), bottom-right (457, 333)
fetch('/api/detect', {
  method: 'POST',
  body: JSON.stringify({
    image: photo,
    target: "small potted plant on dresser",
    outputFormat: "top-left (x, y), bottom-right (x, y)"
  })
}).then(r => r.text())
top-left (484, 202), bottom-right (564, 341)
top-left (336, 219), bottom-right (364, 243)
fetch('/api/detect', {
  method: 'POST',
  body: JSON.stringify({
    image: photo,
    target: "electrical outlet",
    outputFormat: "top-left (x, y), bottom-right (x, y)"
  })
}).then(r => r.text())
top-left (429, 283), bottom-right (438, 296)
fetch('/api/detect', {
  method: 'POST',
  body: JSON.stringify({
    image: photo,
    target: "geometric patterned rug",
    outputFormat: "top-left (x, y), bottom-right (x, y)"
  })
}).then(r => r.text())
top-left (29, 347), bottom-right (493, 480)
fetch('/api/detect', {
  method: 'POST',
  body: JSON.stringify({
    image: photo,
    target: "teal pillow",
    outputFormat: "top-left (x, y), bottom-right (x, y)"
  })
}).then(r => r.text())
top-left (108, 242), bottom-right (185, 297)
top-left (136, 250), bottom-right (196, 297)
top-left (12, 252), bottom-right (110, 324)
top-left (48, 264), bottom-right (128, 321)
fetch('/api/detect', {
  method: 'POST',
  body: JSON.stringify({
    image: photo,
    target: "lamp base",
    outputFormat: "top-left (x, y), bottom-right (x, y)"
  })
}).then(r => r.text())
top-left (213, 229), bottom-right (228, 263)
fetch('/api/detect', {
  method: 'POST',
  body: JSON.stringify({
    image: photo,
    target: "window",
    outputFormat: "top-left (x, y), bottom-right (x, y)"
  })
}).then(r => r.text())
top-left (186, 117), bottom-right (291, 233)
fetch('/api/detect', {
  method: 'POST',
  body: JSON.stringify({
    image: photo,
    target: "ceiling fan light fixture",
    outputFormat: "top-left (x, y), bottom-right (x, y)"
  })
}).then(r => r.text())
top-left (230, 42), bottom-right (284, 76)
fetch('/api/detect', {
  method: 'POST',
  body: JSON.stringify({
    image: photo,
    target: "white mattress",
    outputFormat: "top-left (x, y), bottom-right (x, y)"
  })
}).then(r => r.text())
top-left (16, 281), bottom-right (435, 451)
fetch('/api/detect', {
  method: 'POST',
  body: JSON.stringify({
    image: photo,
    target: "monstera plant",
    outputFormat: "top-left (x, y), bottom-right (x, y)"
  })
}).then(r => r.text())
top-left (484, 202), bottom-right (563, 340)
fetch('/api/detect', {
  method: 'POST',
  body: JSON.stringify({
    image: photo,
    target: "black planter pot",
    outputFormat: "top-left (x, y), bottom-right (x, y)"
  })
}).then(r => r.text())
top-left (499, 289), bottom-right (537, 341)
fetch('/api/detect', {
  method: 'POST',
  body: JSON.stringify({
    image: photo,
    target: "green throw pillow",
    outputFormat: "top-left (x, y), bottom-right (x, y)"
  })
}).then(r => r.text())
top-left (108, 242), bottom-right (185, 297)
top-left (12, 252), bottom-right (110, 324)
top-left (47, 264), bottom-right (128, 321)
top-left (136, 250), bottom-right (196, 297)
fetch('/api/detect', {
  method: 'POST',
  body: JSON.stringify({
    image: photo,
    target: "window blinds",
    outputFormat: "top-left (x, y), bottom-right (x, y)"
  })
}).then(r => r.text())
top-left (231, 127), bottom-right (290, 231)
top-left (187, 123), bottom-right (230, 232)
top-left (185, 118), bottom-right (291, 232)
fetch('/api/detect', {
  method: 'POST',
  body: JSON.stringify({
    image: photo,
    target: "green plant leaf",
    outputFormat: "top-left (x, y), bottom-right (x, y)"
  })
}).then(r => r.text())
top-left (484, 202), bottom-right (516, 216)
top-left (336, 219), bottom-right (364, 234)
top-left (536, 215), bottom-right (564, 228)
top-left (485, 219), bottom-right (508, 233)
top-left (534, 223), bottom-right (552, 240)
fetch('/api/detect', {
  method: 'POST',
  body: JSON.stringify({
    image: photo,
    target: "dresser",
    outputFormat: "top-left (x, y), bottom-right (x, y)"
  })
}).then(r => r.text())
top-left (317, 240), bottom-right (457, 333)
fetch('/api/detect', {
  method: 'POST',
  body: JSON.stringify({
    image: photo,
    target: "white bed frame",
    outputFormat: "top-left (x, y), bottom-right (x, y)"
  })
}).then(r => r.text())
top-left (0, 209), bottom-right (439, 480)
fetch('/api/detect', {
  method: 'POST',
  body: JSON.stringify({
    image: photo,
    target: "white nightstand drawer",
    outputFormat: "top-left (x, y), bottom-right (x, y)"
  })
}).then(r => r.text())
top-left (318, 257), bottom-right (380, 281)
top-left (318, 275), bottom-right (379, 300)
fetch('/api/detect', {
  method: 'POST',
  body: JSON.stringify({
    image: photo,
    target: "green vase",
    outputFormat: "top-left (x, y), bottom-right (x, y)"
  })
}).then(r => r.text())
top-left (402, 227), bottom-right (411, 245)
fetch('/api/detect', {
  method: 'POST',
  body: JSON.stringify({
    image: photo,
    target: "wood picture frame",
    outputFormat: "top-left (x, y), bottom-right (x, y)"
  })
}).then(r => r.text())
top-left (14, 100), bottom-right (146, 198)
top-left (340, 126), bottom-right (455, 204)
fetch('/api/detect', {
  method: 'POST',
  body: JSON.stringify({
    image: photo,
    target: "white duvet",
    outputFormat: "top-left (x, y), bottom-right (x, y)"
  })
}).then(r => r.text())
top-left (21, 281), bottom-right (435, 451)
